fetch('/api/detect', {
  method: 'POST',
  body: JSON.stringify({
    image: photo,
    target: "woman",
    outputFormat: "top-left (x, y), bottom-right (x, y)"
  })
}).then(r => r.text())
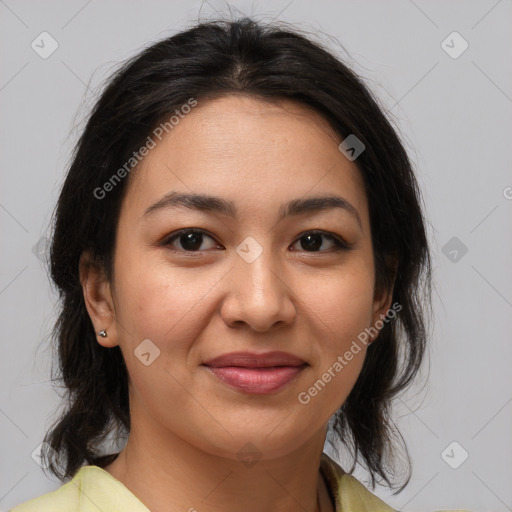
top-left (12, 17), bottom-right (431, 512)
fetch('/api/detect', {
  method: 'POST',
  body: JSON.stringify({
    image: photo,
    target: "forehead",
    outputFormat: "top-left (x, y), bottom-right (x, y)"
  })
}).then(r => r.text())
top-left (123, 94), bottom-right (368, 225)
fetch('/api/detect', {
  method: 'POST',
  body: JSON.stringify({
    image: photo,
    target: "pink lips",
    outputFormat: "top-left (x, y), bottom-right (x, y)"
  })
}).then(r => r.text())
top-left (203, 351), bottom-right (307, 394)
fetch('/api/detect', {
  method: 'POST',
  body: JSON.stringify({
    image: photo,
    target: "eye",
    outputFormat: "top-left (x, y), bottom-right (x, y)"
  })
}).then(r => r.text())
top-left (160, 228), bottom-right (352, 254)
top-left (161, 229), bottom-right (221, 253)
top-left (290, 230), bottom-right (353, 253)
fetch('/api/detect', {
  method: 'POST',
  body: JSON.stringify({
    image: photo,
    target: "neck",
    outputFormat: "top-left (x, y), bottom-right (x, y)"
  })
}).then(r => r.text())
top-left (104, 409), bottom-right (332, 512)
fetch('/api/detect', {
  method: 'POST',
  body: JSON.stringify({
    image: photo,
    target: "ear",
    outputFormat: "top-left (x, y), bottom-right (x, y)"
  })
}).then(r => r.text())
top-left (79, 251), bottom-right (119, 348)
top-left (369, 255), bottom-right (398, 343)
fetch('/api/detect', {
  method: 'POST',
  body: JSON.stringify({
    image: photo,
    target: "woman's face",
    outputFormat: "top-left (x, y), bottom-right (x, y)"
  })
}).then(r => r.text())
top-left (87, 95), bottom-right (391, 461)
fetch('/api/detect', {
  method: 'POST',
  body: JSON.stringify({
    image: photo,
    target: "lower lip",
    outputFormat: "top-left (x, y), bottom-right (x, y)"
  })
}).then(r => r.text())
top-left (206, 365), bottom-right (306, 394)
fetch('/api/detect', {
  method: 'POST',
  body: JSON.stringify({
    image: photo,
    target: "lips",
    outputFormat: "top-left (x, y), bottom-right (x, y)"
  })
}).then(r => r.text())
top-left (203, 351), bottom-right (306, 368)
top-left (203, 351), bottom-right (307, 394)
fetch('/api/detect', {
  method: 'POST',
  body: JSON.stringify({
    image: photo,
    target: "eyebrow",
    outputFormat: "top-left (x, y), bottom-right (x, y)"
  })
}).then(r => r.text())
top-left (143, 191), bottom-right (362, 228)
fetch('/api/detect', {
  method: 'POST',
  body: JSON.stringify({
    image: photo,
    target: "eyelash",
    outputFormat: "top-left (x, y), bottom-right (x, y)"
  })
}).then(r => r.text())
top-left (159, 228), bottom-right (353, 254)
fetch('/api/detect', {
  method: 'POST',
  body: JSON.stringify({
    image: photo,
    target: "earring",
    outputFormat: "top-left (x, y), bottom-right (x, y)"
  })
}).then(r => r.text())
top-left (97, 329), bottom-right (108, 338)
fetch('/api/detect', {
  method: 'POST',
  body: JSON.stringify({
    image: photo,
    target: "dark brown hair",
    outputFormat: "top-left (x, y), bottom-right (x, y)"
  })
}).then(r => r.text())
top-left (42, 17), bottom-right (431, 492)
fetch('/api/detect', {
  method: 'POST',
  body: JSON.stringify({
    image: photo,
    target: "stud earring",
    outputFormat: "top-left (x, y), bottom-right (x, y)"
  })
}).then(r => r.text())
top-left (97, 329), bottom-right (108, 338)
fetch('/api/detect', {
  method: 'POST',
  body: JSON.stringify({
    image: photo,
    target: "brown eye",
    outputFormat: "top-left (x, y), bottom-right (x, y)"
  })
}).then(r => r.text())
top-left (162, 229), bottom-right (220, 252)
top-left (291, 231), bottom-right (352, 252)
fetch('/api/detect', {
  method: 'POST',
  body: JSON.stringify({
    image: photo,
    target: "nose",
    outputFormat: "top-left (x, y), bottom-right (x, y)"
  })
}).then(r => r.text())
top-left (219, 247), bottom-right (297, 332)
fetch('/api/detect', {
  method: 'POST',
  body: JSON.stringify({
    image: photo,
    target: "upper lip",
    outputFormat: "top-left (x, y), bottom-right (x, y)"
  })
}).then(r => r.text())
top-left (203, 351), bottom-right (307, 368)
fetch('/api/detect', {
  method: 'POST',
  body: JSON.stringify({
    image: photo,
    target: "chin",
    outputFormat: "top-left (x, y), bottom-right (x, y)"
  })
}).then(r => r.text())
top-left (192, 415), bottom-right (324, 463)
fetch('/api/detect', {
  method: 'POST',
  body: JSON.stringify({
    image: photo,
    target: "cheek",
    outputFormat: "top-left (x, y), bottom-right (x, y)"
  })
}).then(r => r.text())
top-left (112, 253), bottom-right (226, 374)
top-left (296, 263), bottom-right (375, 410)
top-left (114, 253), bottom-right (199, 335)
top-left (304, 261), bottom-right (376, 341)
top-left (112, 258), bottom-right (210, 415)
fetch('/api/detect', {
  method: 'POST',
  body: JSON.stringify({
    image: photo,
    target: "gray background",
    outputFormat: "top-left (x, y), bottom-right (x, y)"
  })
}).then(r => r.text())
top-left (1, 1), bottom-right (511, 511)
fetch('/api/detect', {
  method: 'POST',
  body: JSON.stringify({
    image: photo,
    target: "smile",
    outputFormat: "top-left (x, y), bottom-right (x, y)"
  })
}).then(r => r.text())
top-left (202, 351), bottom-right (308, 394)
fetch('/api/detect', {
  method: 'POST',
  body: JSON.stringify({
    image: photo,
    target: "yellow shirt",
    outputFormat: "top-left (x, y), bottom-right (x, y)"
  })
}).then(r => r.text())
top-left (10, 452), bottom-right (397, 511)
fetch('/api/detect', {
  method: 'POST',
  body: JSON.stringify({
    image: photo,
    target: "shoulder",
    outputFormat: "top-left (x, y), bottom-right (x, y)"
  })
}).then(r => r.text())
top-left (9, 465), bottom-right (150, 512)
top-left (9, 476), bottom-right (81, 512)
top-left (320, 452), bottom-right (399, 512)
top-left (337, 473), bottom-right (399, 511)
